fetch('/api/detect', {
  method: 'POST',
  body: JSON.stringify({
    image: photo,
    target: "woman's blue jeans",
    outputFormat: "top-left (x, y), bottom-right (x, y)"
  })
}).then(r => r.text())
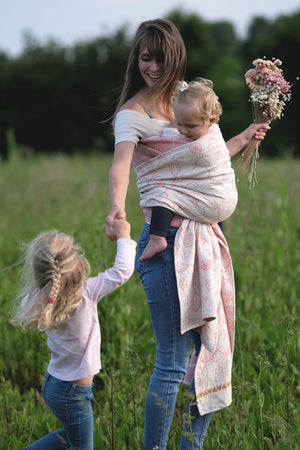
top-left (23, 372), bottom-right (94, 450)
top-left (136, 224), bottom-right (213, 450)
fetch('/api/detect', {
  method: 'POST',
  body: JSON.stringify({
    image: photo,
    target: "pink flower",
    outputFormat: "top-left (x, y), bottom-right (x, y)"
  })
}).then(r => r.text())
top-left (245, 57), bottom-right (291, 95)
top-left (265, 72), bottom-right (290, 93)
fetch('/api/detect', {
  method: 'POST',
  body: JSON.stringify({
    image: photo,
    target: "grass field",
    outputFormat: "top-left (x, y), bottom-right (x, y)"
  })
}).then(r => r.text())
top-left (0, 150), bottom-right (299, 449)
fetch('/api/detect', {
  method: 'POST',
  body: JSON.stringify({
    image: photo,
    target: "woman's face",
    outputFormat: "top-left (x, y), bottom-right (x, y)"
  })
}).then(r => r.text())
top-left (138, 47), bottom-right (164, 87)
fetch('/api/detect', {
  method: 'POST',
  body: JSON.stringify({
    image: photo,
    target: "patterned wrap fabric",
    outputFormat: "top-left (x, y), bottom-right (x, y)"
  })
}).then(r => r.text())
top-left (135, 124), bottom-right (237, 414)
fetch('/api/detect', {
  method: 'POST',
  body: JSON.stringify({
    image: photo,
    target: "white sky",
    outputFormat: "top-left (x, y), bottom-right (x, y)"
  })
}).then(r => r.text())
top-left (1, 0), bottom-right (299, 56)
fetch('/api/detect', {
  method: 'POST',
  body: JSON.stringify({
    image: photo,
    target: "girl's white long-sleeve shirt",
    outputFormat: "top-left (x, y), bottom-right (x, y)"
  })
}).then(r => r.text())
top-left (45, 238), bottom-right (136, 381)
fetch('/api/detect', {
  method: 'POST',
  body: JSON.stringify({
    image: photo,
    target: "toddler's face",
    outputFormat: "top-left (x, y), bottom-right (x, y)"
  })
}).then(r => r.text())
top-left (174, 102), bottom-right (211, 141)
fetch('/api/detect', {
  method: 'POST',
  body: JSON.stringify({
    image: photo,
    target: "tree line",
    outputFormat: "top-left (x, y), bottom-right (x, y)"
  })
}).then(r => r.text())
top-left (0, 8), bottom-right (299, 160)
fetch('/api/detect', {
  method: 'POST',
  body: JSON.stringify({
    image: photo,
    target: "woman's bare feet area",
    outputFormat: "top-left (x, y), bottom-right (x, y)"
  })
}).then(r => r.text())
top-left (139, 235), bottom-right (168, 261)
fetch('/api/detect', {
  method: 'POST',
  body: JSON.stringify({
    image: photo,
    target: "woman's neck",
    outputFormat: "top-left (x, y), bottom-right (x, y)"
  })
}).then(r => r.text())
top-left (134, 89), bottom-right (174, 121)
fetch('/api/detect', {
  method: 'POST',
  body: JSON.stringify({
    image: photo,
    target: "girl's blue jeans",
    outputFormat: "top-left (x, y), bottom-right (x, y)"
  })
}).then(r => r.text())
top-left (23, 372), bottom-right (94, 450)
top-left (136, 224), bottom-right (213, 450)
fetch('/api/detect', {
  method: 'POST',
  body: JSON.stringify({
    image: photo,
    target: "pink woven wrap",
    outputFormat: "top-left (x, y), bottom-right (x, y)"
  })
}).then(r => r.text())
top-left (135, 124), bottom-right (237, 414)
top-left (175, 221), bottom-right (235, 414)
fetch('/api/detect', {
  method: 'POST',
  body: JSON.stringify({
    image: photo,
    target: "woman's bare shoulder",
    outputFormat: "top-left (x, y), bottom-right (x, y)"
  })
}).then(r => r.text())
top-left (119, 98), bottom-right (146, 114)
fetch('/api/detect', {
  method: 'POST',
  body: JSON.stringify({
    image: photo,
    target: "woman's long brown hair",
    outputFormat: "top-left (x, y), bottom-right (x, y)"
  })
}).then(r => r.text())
top-left (113, 19), bottom-right (187, 122)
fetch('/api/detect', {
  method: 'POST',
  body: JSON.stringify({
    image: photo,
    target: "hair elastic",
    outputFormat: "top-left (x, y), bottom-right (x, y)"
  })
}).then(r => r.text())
top-left (47, 297), bottom-right (54, 304)
top-left (180, 82), bottom-right (188, 92)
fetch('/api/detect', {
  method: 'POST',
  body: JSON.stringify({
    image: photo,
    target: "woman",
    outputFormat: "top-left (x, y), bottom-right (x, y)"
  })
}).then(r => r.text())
top-left (105, 19), bottom-right (269, 450)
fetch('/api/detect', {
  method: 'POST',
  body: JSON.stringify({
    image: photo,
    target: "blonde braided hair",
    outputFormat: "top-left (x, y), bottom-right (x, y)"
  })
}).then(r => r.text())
top-left (48, 258), bottom-right (61, 301)
top-left (11, 230), bottom-right (91, 332)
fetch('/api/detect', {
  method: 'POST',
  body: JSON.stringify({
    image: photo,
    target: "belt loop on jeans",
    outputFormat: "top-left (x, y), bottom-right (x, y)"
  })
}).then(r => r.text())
top-left (68, 383), bottom-right (77, 395)
top-left (44, 371), bottom-right (51, 383)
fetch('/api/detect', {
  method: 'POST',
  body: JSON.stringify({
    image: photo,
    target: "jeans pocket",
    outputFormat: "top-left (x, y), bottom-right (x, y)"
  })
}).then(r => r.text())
top-left (65, 390), bottom-right (94, 426)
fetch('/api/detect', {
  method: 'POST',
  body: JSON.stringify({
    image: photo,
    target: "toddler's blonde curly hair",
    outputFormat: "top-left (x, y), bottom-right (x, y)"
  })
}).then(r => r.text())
top-left (173, 78), bottom-right (222, 123)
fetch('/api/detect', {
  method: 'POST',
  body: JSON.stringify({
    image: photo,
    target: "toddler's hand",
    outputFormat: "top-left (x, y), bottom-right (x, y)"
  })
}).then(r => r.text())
top-left (112, 219), bottom-right (131, 240)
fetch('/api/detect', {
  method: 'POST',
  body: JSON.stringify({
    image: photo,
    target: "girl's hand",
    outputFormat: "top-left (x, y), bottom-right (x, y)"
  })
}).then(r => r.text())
top-left (112, 218), bottom-right (131, 240)
top-left (105, 207), bottom-right (126, 241)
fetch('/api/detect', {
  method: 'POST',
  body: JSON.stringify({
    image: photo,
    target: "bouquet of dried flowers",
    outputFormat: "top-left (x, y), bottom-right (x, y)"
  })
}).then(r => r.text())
top-left (239, 57), bottom-right (292, 188)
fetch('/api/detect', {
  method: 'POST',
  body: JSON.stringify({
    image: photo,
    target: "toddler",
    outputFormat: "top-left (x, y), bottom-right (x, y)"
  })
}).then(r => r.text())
top-left (139, 78), bottom-right (224, 261)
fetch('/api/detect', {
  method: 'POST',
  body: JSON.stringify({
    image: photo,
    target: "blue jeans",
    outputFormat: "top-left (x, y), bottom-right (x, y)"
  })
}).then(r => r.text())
top-left (23, 372), bottom-right (94, 450)
top-left (136, 224), bottom-right (213, 450)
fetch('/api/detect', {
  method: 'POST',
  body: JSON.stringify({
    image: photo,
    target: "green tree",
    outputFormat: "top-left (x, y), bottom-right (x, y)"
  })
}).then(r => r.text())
top-left (0, 10), bottom-right (298, 155)
top-left (167, 9), bottom-right (219, 80)
top-left (1, 28), bottom-right (131, 153)
top-left (206, 22), bottom-right (249, 140)
top-left (0, 52), bottom-right (11, 159)
top-left (209, 21), bottom-right (240, 57)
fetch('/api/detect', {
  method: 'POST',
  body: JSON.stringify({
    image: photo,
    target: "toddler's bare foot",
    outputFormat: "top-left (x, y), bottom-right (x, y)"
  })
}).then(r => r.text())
top-left (139, 235), bottom-right (168, 262)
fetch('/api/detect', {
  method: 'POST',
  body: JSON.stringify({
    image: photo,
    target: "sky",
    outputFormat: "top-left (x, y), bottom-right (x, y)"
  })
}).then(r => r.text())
top-left (1, 0), bottom-right (299, 56)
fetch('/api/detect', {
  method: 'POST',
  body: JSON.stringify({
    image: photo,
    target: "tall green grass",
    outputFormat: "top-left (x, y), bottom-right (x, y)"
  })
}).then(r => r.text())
top-left (0, 150), bottom-right (299, 449)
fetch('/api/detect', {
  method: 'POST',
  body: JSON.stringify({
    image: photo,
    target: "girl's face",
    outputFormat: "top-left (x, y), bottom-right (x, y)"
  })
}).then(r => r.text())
top-left (138, 47), bottom-right (164, 88)
top-left (174, 101), bottom-right (212, 141)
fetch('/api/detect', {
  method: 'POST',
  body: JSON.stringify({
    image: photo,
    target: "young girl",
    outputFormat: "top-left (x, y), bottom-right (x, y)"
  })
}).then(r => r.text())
top-left (139, 78), bottom-right (233, 262)
top-left (11, 220), bottom-right (136, 450)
